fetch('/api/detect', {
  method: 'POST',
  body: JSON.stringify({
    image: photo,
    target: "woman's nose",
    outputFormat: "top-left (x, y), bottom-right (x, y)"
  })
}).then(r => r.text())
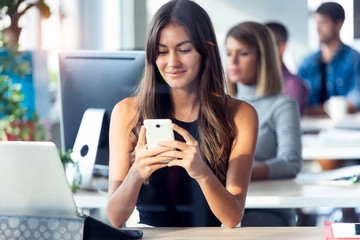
top-left (168, 51), bottom-right (180, 67)
top-left (229, 55), bottom-right (238, 64)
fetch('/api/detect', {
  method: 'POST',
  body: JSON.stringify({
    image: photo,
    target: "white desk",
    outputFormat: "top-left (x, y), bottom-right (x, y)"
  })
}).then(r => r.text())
top-left (302, 133), bottom-right (360, 159)
top-left (301, 114), bottom-right (360, 160)
top-left (74, 172), bottom-right (360, 227)
top-left (247, 166), bottom-right (360, 208)
top-left (246, 178), bottom-right (360, 209)
top-left (74, 171), bottom-right (360, 210)
top-left (134, 227), bottom-right (324, 240)
top-left (301, 113), bottom-right (360, 132)
top-left (74, 190), bottom-right (108, 209)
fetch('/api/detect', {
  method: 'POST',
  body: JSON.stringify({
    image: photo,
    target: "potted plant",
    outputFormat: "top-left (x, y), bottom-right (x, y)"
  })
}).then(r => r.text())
top-left (0, 7), bottom-right (49, 141)
top-left (0, 72), bottom-right (46, 141)
top-left (0, 0), bottom-right (51, 48)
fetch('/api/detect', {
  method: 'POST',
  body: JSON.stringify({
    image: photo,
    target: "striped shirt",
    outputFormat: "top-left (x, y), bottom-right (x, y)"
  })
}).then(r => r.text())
top-left (236, 83), bottom-right (302, 179)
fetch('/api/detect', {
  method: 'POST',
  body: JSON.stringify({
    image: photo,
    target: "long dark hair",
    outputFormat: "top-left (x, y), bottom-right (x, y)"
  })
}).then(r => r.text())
top-left (132, 0), bottom-right (234, 183)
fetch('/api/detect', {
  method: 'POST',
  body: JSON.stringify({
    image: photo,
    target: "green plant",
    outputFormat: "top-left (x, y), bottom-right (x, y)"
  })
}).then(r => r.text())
top-left (0, 41), bottom-right (31, 76)
top-left (0, 72), bottom-right (46, 141)
top-left (58, 149), bottom-right (74, 165)
top-left (58, 149), bottom-right (82, 193)
top-left (0, 33), bottom-right (46, 141)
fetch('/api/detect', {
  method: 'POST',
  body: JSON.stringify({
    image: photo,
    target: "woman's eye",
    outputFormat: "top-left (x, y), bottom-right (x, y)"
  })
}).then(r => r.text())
top-left (158, 50), bottom-right (168, 55)
top-left (179, 49), bottom-right (191, 53)
top-left (240, 52), bottom-right (249, 56)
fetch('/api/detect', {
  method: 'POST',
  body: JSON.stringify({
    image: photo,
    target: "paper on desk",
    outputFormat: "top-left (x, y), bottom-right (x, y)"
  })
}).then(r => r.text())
top-left (332, 223), bottom-right (360, 239)
top-left (295, 165), bottom-right (360, 185)
top-left (318, 128), bottom-right (360, 146)
top-left (334, 112), bottom-right (360, 129)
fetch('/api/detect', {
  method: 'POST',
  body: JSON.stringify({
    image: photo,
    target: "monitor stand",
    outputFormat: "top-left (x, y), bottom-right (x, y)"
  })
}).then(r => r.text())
top-left (67, 108), bottom-right (109, 190)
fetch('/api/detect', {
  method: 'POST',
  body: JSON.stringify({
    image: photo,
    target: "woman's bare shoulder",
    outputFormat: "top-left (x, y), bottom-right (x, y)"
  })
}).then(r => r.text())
top-left (227, 97), bottom-right (258, 123)
top-left (111, 97), bottom-right (139, 129)
top-left (112, 97), bottom-right (138, 118)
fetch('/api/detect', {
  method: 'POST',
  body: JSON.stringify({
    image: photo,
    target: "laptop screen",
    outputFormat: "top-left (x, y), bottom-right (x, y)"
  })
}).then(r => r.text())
top-left (0, 141), bottom-right (79, 218)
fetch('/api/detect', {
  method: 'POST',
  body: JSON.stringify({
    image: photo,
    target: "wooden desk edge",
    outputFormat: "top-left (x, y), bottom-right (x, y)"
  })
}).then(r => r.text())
top-left (124, 226), bottom-right (324, 239)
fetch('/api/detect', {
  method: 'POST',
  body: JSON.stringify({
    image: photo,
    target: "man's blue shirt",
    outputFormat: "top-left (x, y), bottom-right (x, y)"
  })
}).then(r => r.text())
top-left (298, 43), bottom-right (360, 108)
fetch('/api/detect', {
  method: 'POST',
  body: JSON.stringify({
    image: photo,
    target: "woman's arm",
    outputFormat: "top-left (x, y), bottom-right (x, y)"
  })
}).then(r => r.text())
top-left (161, 100), bottom-right (258, 228)
top-left (252, 98), bottom-right (302, 180)
top-left (107, 98), bottom-right (171, 227)
top-left (204, 101), bottom-right (258, 228)
top-left (107, 98), bottom-right (141, 227)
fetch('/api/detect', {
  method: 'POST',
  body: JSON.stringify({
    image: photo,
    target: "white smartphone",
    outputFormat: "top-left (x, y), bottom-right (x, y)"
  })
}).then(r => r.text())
top-left (144, 119), bottom-right (175, 149)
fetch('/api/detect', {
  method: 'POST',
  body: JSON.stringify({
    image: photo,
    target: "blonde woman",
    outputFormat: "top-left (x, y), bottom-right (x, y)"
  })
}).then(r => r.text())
top-left (225, 21), bottom-right (302, 226)
top-left (107, 1), bottom-right (258, 228)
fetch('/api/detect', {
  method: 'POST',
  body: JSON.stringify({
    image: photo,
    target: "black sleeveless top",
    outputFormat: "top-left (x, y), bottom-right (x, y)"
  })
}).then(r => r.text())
top-left (136, 119), bottom-right (221, 227)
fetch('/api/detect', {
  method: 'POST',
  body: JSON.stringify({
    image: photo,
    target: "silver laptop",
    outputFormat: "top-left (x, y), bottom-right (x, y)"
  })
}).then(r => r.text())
top-left (0, 141), bottom-right (79, 218)
top-left (0, 141), bottom-right (143, 239)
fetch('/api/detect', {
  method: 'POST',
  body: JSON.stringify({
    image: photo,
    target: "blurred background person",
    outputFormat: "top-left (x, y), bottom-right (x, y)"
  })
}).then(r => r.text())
top-left (297, 2), bottom-right (360, 223)
top-left (225, 21), bottom-right (302, 226)
top-left (298, 2), bottom-right (360, 117)
top-left (265, 22), bottom-right (308, 116)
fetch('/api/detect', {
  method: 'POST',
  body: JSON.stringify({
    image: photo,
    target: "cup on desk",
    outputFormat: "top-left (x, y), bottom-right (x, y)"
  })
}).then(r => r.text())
top-left (324, 96), bottom-right (347, 122)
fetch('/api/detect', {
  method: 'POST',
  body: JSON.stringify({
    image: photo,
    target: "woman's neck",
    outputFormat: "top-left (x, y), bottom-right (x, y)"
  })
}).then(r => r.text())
top-left (171, 89), bottom-right (200, 122)
top-left (236, 82), bottom-right (257, 100)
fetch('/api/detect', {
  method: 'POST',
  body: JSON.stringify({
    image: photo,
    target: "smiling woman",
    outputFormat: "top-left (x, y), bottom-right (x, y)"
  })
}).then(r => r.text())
top-left (106, 0), bottom-right (258, 229)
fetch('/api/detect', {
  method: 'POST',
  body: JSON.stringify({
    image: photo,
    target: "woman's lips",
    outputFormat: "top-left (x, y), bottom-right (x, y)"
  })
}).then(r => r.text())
top-left (166, 70), bottom-right (187, 77)
top-left (229, 68), bottom-right (240, 75)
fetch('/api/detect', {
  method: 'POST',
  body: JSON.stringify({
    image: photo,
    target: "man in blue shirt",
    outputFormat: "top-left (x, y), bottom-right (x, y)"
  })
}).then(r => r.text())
top-left (298, 2), bottom-right (360, 115)
top-left (298, 2), bottom-right (360, 224)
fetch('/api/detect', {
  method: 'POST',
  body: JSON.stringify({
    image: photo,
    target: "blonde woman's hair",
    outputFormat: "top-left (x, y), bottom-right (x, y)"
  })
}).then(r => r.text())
top-left (226, 21), bottom-right (283, 97)
top-left (131, 0), bottom-right (234, 184)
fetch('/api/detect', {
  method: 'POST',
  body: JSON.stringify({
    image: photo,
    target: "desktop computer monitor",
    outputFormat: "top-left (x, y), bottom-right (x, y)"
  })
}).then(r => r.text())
top-left (59, 50), bottom-right (145, 175)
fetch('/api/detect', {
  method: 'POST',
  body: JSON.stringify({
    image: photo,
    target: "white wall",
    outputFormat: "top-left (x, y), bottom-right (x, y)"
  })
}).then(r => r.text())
top-left (78, 0), bottom-right (104, 50)
top-left (77, 0), bottom-right (146, 50)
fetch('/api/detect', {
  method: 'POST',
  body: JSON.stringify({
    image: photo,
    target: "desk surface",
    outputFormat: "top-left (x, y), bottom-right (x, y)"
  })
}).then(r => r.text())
top-left (301, 114), bottom-right (360, 160)
top-left (133, 227), bottom-right (324, 240)
top-left (301, 113), bottom-right (360, 132)
top-left (246, 178), bottom-right (360, 208)
top-left (302, 139), bottom-right (360, 159)
top-left (74, 172), bottom-right (360, 209)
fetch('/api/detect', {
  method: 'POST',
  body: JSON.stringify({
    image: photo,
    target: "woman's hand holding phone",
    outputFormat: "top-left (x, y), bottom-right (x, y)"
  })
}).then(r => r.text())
top-left (157, 124), bottom-right (208, 181)
top-left (131, 119), bottom-right (176, 181)
top-left (131, 125), bottom-right (173, 181)
top-left (132, 119), bottom-right (208, 182)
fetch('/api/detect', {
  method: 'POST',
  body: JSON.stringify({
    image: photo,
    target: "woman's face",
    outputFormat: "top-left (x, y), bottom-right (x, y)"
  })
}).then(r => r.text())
top-left (155, 23), bottom-right (202, 92)
top-left (225, 36), bottom-right (258, 85)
